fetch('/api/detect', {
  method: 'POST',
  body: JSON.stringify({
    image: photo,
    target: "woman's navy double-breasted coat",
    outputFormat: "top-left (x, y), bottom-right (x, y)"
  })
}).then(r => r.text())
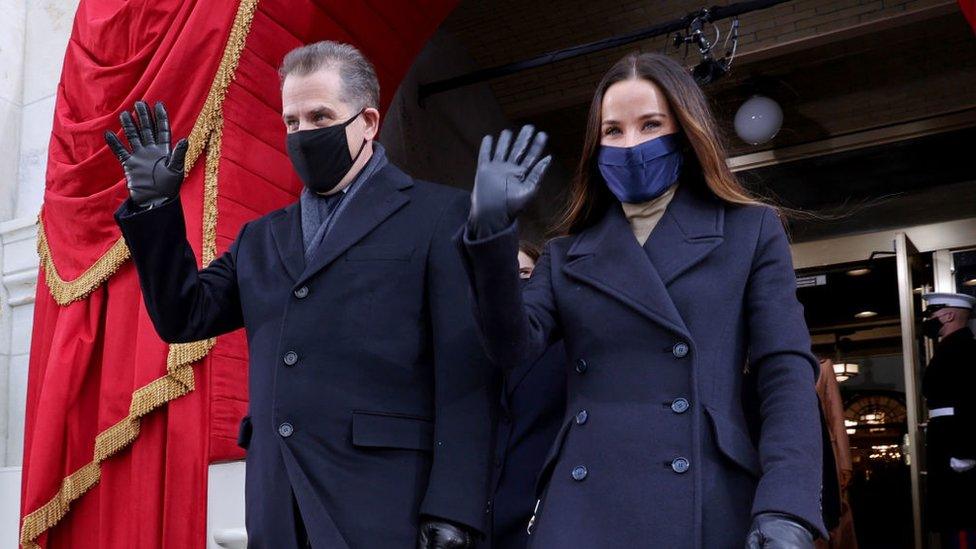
top-left (459, 182), bottom-right (827, 548)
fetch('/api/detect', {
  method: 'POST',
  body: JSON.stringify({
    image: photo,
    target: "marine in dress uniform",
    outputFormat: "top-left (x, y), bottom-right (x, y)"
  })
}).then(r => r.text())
top-left (921, 292), bottom-right (976, 548)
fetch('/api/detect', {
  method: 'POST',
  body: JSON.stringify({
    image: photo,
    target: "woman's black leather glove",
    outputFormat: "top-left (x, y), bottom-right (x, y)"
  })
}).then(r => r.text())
top-left (745, 513), bottom-right (815, 548)
top-left (467, 125), bottom-right (551, 239)
top-left (104, 100), bottom-right (189, 209)
top-left (417, 519), bottom-right (475, 549)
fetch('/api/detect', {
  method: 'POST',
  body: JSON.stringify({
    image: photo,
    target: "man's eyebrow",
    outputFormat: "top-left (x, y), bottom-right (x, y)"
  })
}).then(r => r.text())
top-left (309, 105), bottom-right (337, 118)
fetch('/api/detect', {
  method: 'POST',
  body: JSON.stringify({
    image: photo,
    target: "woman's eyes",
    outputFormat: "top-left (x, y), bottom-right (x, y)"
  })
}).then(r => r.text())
top-left (603, 121), bottom-right (661, 136)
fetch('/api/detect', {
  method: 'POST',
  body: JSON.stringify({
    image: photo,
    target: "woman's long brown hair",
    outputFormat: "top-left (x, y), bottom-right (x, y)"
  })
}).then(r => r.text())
top-left (553, 52), bottom-right (763, 236)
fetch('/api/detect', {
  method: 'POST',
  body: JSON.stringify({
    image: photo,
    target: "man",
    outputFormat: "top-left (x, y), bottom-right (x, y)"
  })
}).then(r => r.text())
top-left (486, 242), bottom-right (566, 549)
top-left (921, 292), bottom-right (976, 548)
top-left (105, 41), bottom-right (492, 549)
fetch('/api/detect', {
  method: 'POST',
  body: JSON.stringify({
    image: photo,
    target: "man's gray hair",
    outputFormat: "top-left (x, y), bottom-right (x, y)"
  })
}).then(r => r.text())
top-left (279, 41), bottom-right (380, 110)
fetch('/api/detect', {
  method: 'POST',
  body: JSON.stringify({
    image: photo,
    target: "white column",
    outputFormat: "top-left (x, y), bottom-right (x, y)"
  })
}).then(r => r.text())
top-left (0, 1), bottom-right (78, 545)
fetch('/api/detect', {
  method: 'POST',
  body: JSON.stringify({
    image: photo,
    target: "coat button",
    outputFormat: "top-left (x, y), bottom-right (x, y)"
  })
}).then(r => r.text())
top-left (571, 465), bottom-right (588, 481)
top-left (294, 286), bottom-right (309, 299)
top-left (672, 342), bottom-right (689, 358)
top-left (670, 398), bottom-right (690, 414)
top-left (278, 422), bottom-right (294, 438)
top-left (575, 410), bottom-right (589, 425)
top-left (575, 358), bottom-right (588, 374)
top-left (283, 351), bottom-right (298, 366)
top-left (671, 457), bottom-right (690, 474)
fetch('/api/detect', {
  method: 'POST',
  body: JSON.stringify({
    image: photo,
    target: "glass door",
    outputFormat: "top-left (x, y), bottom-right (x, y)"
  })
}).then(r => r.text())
top-left (894, 232), bottom-right (934, 549)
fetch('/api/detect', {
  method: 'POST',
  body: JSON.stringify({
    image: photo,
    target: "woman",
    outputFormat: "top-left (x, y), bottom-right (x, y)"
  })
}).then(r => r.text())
top-left (459, 52), bottom-right (826, 548)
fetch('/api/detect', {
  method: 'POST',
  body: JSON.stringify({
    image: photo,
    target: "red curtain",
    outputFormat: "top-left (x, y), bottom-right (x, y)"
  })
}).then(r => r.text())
top-left (20, 1), bottom-right (456, 547)
top-left (961, 0), bottom-right (976, 32)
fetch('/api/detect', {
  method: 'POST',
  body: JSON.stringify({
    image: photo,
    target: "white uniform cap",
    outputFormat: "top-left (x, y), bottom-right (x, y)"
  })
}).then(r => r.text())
top-left (922, 292), bottom-right (976, 311)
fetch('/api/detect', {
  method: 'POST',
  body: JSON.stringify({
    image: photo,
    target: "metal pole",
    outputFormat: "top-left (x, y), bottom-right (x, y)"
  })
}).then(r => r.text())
top-left (418, 0), bottom-right (794, 102)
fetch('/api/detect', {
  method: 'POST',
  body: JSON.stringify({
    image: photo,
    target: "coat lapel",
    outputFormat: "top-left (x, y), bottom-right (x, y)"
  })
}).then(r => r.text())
top-left (563, 202), bottom-right (690, 338)
top-left (269, 202), bottom-right (305, 282)
top-left (297, 164), bottom-right (413, 286)
top-left (642, 183), bottom-right (725, 286)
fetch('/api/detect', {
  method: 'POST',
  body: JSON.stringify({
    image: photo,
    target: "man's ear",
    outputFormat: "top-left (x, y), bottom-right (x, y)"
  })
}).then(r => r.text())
top-left (362, 107), bottom-right (381, 140)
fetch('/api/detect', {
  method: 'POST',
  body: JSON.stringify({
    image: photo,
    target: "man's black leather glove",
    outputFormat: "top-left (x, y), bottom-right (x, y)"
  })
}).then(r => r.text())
top-left (104, 100), bottom-right (188, 209)
top-left (417, 518), bottom-right (475, 549)
top-left (468, 125), bottom-right (551, 239)
top-left (745, 513), bottom-right (815, 549)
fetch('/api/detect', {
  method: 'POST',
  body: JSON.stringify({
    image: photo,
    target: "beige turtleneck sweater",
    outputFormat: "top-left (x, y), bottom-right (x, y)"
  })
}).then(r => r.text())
top-left (620, 185), bottom-right (678, 246)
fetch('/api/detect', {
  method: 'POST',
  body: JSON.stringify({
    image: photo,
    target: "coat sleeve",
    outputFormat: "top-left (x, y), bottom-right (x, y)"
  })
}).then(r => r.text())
top-left (419, 193), bottom-right (495, 535)
top-left (115, 197), bottom-right (244, 343)
top-left (746, 206), bottom-right (827, 538)
top-left (456, 220), bottom-right (560, 371)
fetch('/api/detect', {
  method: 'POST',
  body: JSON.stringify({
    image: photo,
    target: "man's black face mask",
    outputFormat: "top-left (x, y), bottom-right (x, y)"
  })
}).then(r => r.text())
top-left (286, 108), bottom-right (366, 194)
top-left (922, 316), bottom-right (944, 340)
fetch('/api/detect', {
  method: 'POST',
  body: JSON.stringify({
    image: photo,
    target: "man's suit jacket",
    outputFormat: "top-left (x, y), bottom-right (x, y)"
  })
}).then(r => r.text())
top-left (116, 161), bottom-right (493, 549)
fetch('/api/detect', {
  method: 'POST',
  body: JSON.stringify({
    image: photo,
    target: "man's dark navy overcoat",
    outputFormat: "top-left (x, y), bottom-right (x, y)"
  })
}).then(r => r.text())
top-left (117, 162), bottom-right (493, 549)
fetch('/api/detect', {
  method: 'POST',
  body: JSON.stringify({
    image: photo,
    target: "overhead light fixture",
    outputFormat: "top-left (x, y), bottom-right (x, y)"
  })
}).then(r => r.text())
top-left (846, 268), bottom-right (871, 276)
top-left (734, 95), bottom-right (783, 145)
top-left (855, 310), bottom-right (878, 319)
top-left (964, 277), bottom-right (976, 287)
top-left (833, 362), bottom-right (860, 383)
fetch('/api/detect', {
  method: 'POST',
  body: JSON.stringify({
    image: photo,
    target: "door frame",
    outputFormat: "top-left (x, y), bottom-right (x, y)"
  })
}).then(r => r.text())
top-left (894, 232), bottom-right (924, 549)
top-left (790, 217), bottom-right (976, 549)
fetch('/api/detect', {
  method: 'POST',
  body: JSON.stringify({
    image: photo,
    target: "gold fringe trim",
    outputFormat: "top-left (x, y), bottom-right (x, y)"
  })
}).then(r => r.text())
top-left (20, 0), bottom-right (258, 547)
top-left (36, 226), bottom-right (131, 307)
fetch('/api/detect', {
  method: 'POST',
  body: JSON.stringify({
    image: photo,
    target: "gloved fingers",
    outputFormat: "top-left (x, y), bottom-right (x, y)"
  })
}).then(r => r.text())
top-left (135, 101), bottom-right (156, 145)
top-left (104, 131), bottom-right (130, 163)
top-left (120, 110), bottom-right (142, 150)
top-left (521, 130), bottom-right (548, 169)
top-left (478, 134), bottom-right (492, 167)
top-left (524, 154), bottom-right (551, 187)
top-left (493, 128), bottom-right (512, 162)
top-left (508, 125), bottom-right (534, 164)
top-left (167, 138), bottom-right (189, 174)
top-left (154, 101), bottom-right (171, 148)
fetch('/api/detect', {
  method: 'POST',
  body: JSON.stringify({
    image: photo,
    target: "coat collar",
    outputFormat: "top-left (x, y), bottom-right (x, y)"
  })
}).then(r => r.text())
top-left (563, 182), bottom-right (724, 336)
top-left (270, 163), bottom-right (414, 286)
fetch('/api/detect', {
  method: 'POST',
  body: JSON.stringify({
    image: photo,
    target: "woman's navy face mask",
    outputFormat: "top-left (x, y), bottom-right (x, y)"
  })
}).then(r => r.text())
top-left (597, 133), bottom-right (683, 204)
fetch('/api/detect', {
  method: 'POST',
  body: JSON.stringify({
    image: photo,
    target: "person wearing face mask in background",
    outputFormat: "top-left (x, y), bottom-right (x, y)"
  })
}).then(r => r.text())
top-left (484, 241), bottom-right (567, 549)
top-left (920, 292), bottom-right (976, 548)
top-left (457, 52), bottom-right (826, 548)
top-left (106, 41), bottom-right (493, 549)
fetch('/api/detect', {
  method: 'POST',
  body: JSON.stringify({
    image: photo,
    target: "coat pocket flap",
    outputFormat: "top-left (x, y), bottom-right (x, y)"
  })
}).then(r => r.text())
top-left (346, 245), bottom-right (415, 262)
top-left (705, 406), bottom-right (761, 477)
top-left (237, 416), bottom-right (252, 450)
top-left (352, 411), bottom-right (433, 451)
